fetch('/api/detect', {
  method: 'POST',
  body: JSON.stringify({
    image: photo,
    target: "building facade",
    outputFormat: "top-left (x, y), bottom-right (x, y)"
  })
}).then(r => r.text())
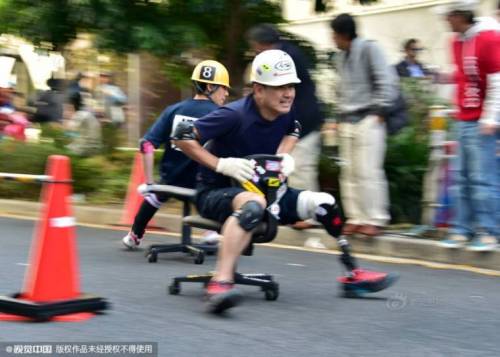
top-left (281, 0), bottom-right (497, 109)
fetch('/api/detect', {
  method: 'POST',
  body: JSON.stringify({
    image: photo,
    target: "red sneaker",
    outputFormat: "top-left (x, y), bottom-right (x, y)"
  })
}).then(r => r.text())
top-left (205, 281), bottom-right (243, 314)
top-left (337, 269), bottom-right (399, 296)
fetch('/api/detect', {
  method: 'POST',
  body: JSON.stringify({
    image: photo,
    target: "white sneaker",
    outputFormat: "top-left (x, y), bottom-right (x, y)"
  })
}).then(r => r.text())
top-left (122, 231), bottom-right (142, 249)
top-left (466, 235), bottom-right (498, 252)
top-left (200, 231), bottom-right (220, 245)
top-left (440, 234), bottom-right (468, 249)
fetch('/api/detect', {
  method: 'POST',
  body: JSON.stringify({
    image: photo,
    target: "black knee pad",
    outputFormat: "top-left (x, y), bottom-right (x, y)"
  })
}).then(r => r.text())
top-left (232, 200), bottom-right (264, 232)
top-left (315, 203), bottom-right (343, 238)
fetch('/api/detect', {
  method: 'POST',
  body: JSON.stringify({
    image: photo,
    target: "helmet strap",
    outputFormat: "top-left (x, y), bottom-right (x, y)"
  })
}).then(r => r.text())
top-left (205, 84), bottom-right (220, 98)
top-left (192, 81), bottom-right (219, 104)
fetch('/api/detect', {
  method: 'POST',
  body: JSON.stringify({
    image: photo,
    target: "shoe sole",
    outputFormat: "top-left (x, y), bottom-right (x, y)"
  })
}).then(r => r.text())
top-left (206, 291), bottom-right (243, 314)
top-left (440, 243), bottom-right (465, 249)
top-left (465, 246), bottom-right (497, 252)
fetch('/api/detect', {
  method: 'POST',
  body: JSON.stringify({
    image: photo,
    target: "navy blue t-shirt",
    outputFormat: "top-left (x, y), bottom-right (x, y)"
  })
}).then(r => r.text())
top-left (194, 95), bottom-right (296, 188)
top-left (144, 98), bottom-right (218, 188)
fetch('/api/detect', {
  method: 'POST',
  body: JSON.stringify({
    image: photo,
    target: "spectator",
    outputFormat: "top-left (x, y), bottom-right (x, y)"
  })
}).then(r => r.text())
top-left (247, 23), bottom-right (324, 193)
top-left (395, 39), bottom-right (432, 78)
top-left (329, 13), bottom-right (398, 237)
top-left (438, 0), bottom-right (500, 251)
top-left (95, 72), bottom-right (127, 127)
top-left (497, 0), bottom-right (500, 236)
top-left (31, 78), bottom-right (64, 123)
top-left (66, 72), bottom-right (85, 112)
top-left (65, 90), bottom-right (102, 156)
top-left (121, 60), bottom-right (230, 249)
top-left (0, 82), bottom-right (29, 141)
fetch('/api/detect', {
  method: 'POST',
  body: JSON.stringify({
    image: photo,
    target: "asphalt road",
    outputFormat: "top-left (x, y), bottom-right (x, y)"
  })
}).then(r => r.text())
top-left (0, 217), bottom-right (499, 357)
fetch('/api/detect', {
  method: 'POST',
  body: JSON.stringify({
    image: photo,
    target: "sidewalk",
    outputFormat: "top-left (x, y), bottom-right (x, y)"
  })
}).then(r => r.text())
top-left (1, 199), bottom-right (499, 272)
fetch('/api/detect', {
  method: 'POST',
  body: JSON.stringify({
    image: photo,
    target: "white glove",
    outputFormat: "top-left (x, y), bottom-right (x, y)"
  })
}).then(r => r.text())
top-left (277, 153), bottom-right (295, 177)
top-left (216, 157), bottom-right (255, 183)
top-left (137, 183), bottom-right (154, 197)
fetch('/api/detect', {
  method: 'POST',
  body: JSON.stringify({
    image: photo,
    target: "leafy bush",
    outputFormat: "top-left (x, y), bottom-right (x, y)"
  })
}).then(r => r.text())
top-left (385, 126), bottom-right (429, 223)
top-left (0, 139), bottom-right (135, 203)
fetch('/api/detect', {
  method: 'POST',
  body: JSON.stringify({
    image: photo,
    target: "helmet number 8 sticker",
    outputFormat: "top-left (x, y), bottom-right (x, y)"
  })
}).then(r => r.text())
top-left (200, 66), bottom-right (216, 80)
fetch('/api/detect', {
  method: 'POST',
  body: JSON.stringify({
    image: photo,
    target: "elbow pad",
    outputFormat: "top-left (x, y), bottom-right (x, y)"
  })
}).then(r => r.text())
top-left (171, 120), bottom-right (197, 141)
top-left (139, 139), bottom-right (155, 154)
top-left (287, 120), bottom-right (302, 138)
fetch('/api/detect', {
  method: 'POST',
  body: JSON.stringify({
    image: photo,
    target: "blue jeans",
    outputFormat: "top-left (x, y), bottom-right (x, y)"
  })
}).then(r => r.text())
top-left (449, 121), bottom-right (499, 238)
top-left (497, 131), bottom-right (500, 229)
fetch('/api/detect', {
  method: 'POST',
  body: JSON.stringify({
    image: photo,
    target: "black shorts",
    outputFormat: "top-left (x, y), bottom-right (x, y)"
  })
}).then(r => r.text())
top-left (195, 185), bottom-right (303, 225)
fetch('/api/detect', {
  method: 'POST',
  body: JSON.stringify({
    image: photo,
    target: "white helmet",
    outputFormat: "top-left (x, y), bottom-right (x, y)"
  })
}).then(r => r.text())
top-left (250, 49), bottom-right (301, 86)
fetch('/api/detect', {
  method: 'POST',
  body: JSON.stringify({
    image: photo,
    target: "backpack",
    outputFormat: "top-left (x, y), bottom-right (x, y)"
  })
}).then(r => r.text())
top-left (362, 41), bottom-right (409, 135)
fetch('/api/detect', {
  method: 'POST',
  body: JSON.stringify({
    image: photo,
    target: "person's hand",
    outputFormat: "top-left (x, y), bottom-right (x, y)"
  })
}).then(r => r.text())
top-left (216, 157), bottom-right (255, 183)
top-left (479, 122), bottom-right (497, 136)
top-left (376, 115), bottom-right (385, 124)
top-left (137, 183), bottom-right (154, 197)
top-left (277, 153), bottom-right (295, 177)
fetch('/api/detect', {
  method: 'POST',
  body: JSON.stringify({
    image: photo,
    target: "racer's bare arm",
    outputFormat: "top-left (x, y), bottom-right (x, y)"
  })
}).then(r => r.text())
top-left (276, 134), bottom-right (298, 155)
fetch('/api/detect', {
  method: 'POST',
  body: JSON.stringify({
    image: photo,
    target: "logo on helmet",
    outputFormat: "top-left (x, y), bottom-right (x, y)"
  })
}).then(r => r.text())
top-left (275, 60), bottom-right (292, 71)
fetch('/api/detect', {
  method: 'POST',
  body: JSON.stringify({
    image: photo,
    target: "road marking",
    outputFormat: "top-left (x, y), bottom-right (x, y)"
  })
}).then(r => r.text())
top-left (286, 263), bottom-right (306, 267)
top-left (2, 213), bottom-right (499, 277)
top-left (16, 263), bottom-right (29, 266)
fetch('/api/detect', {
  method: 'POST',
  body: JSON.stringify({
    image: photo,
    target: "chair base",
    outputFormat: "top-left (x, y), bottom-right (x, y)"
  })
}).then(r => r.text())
top-left (168, 272), bottom-right (279, 301)
top-left (146, 243), bottom-right (217, 264)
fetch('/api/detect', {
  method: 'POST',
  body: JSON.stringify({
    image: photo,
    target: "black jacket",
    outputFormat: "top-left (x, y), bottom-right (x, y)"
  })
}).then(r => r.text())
top-left (395, 59), bottom-right (429, 78)
top-left (277, 41), bottom-right (323, 137)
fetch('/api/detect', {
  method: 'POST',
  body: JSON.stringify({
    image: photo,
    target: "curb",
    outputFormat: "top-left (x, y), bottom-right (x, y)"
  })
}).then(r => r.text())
top-left (1, 199), bottom-right (499, 272)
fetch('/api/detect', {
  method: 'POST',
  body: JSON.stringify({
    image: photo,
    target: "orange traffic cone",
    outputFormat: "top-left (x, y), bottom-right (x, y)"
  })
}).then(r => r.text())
top-left (119, 152), bottom-right (163, 230)
top-left (0, 155), bottom-right (108, 322)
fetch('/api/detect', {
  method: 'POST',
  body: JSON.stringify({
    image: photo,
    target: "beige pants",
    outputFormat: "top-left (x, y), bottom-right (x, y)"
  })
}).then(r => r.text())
top-left (338, 115), bottom-right (390, 226)
top-left (288, 131), bottom-right (321, 192)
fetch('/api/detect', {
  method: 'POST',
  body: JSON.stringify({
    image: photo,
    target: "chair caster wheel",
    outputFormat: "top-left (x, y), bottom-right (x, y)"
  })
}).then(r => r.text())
top-left (264, 283), bottom-right (279, 301)
top-left (147, 253), bottom-right (157, 263)
top-left (194, 253), bottom-right (205, 265)
top-left (168, 283), bottom-right (180, 295)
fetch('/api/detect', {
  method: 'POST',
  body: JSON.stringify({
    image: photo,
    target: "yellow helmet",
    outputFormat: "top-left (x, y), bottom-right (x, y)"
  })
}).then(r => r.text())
top-left (191, 60), bottom-right (230, 88)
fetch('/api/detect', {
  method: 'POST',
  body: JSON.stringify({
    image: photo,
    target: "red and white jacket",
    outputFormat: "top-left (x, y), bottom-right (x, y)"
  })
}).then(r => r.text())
top-left (451, 17), bottom-right (500, 125)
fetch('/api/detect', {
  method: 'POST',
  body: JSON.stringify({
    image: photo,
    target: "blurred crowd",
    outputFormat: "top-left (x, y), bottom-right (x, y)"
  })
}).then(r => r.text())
top-left (0, 71), bottom-right (127, 156)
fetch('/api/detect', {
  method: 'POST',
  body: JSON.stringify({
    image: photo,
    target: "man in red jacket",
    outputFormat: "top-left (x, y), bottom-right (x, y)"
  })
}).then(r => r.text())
top-left (439, 0), bottom-right (500, 251)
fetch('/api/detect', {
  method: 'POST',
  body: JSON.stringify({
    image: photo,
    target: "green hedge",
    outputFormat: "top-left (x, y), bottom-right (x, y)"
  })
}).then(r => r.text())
top-left (0, 139), bottom-right (134, 204)
top-left (1, 136), bottom-right (428, 223)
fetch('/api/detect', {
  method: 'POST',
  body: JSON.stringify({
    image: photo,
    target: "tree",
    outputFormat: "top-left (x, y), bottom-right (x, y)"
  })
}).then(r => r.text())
top-left (0, 0), bottom-right (378, 92)
top-left (0, 0), bottom-right (283, 92)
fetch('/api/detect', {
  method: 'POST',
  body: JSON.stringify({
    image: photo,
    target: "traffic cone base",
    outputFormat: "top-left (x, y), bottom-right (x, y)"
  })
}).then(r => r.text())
top-left (0, 312), bottom-right (95, 322)
top-left (0, 293), bottom-right (108, 322)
